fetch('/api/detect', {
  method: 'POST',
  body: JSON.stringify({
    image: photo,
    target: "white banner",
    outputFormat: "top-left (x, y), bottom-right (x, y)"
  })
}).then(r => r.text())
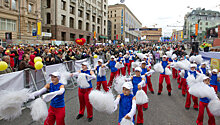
top-left (0, 71), bottom-right (24, 90)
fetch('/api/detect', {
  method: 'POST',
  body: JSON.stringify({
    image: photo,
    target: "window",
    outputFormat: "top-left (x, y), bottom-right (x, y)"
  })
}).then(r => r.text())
top-left (97, 26), bottom-right (100, 34)
top-left (12, 0), bottom-right (16, 10)
top-left (0, 18), bottom-right (16, 31)
top-left (92, 16), bottom-right (95, 22)
top-left (69, 17), bottom-right (74, 28)
top-left (78, 10), bottom-right (83, 17)
top-left (114, 30), bottom-right (116, 34)
top-left (115, 19), bottom-right (116, 22)
top-left (97, 18), bottom-right (100, 24)
top-left (27, 22), bottom-right (30, 32)
top-left (104, 20), bottom-right (106, 26)
top-left (104, 12), bottom-right (106, 16)
top-left (78, 20), bottom-right (82, 30)
top-left (86, 13), bottom-right (90, 20)
top-left (70, 6), bottom-right (75, 14)
top-left (92, 24), bottom-right (95, 32)
top-left (206, 22), bottom-right (208, 25)
top-left (200, 27), bottom-right (202, 30)
top-left (104, 28), bottom-right (106, 34)
top-left (70, 33), bottom-right (75, 41)
top-left (114, 24), bottom-right (116, 29)
top-left (200, 22), bottom-right (202, 25)
top-left (47, 0), bottom-right (50, 8)
top-left (46, 13), bottom-right (51, 24)
top-left (32, 23), bottom-right (36, 32)
top-left (86, 23), bottom-right (89, 31)
top-left (61, 15), bottom-right (66, 25)
top-left (61, 0), bottom-right (66, 10)
top-left (28, 4), bottom-right (32, 13)
top-left (104, 5), bottom-right (106, 10)
top-left (115, 14), bottom-right (116, 17)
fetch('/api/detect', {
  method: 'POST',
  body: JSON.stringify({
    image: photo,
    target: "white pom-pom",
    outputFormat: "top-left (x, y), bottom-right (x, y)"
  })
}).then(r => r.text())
top-left (60, 72), bottom-right (71, 85)
top-left (132, 62), bottom-right (139, 69)
top-left (98, 67), bottom-right (106, 77)
top-left (186, 74), bottom-right (197, 87)
top-left (195, 55), bottom-right (203, 64)
top-left (173, 62), bottom-right (184, 69)
top-left (30, 98), bottom-right (48, 121)
top-left (179, 70), bottom-right (185, 78)
top-left (136, 53), bottom-right (145, 60)
top-left (114, 76), bottom-right (126, 94)
top-left (166, 51), bottom-right (172, 58)
top-left (181, 60), bottom-right (191, 70)
top-left (153, 63), bottom-right (164, 73)
top-left (77, 73), bottom-right (90, 88)
top-left (189, 56), bottom-right (196, 62)
top-left (171, 54), bottom-right (177, 60)
top-left (196, 74), bottom-right (206, 83)
top-left (0, 89), bottom-right (30, 120)
top-left (165, 68), bottom-right (172, 75)
top-left (120, 118), bottom-right (134, 125)
top-left (208, 100), bottom-right (220, 116)
top-left (89, 90), bottom-right (115, 114)
top-left (189, 83), bottom-right (211, 98)
top-left (136, 90), bottom-right (149, 105)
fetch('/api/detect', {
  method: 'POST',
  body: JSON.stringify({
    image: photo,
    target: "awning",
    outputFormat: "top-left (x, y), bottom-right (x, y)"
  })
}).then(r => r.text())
top-left (99, 36), bottom-right (108, 39)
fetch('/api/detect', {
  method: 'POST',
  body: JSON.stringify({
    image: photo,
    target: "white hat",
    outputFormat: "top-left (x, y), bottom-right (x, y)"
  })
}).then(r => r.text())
top-left (126, 51), bottom-right (129, 53)
top-left (130, 50), bottom-right (133, 53)
top-left (190, 64), bottom-right (197, 68)
top-left (143, 56), bottom-right (147, 59)
top-left (98, 59), bottom-right (103, 63)
top-left (186, 55), bottom-right (189, 58)
top-left (212, 69), bottom-right (218, 73)
top-left (122, 82), bottom-right (133, 89)
top-left (82, 62), bottom-right (89, 67)
top-left (119, 52), bottom-right (122, 55)
top-left (201, 62), bottom-right (206, 65)
top-left (135, 67), bottom-right (142, 72)
top-left (162, 55), bottom-right (167, 58)
top-left (111, 55), bottom-right (115, 59)
top-left (49, 72), bottom-right (61, 80)
top-left (203, 76), bottom-right (210, 81)
top-left (141, 61), bottom-right (146, 64)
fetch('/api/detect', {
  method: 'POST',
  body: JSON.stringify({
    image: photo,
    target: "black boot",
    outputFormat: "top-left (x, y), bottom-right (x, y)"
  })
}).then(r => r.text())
top-left (168, 92), bottom-right (171, 96)
top-left (88, 117), bottom-right (93, 122)
top-left (76, 114), bottom-right (84, 120)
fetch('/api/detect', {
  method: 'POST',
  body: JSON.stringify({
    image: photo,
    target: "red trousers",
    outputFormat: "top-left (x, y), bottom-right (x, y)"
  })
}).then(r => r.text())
top-left (147, 76), bottom-right (154, 92)
top-left (177, 71), bottom-right (181, 84)
top-left (142, 86), bottom-right (148, 109)
top-left (158, 74), bottom-right (172, 93)
top-left (96, 81), bottom-right (109, 92)
top-left (134, 104), bottom-right (144, 124)
top-left (108, 71), bottom-right (119, 87)
top-left (44, 106), bottom-right (65, 125)
top-left (196, 101), bottom-right (216, 125)
top-left (120, 67), bottom-right (126, 76)
top-left (210, 85), bottom-right (218, 93)
top-left (124, 63), bottom-right (131, 75)
top-left (78, 88), bottom-right (93, 118)
top-left (185, 87), bottom-right (198, 108)
top-left (180, 78), bottom-right (187, 95)
top-left (172, 68), bottom-right (178, 79)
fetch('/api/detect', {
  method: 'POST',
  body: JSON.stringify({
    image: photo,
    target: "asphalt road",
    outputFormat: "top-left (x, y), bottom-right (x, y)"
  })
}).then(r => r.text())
top-left (0, 68), bottom-right (219, 125)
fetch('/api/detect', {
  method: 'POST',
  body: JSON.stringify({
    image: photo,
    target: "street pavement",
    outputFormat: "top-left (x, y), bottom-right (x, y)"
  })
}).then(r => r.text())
top-left (0, 68), bottom-right (220, 125)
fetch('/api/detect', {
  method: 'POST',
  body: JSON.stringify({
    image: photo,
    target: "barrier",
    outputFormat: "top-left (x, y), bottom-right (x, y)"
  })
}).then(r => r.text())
top-left (0, 57), bottom-right (95, 91)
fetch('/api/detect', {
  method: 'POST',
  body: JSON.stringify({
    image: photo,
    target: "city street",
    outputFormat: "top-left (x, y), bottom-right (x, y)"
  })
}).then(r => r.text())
top-left (1, 69), bottom-right (219, 125)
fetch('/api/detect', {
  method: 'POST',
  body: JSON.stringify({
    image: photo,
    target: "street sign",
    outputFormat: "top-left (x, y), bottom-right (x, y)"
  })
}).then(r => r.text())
top-left (32, 30), bottom-right (37, 36)
top-left (42, 32), bottom-right (52, 37)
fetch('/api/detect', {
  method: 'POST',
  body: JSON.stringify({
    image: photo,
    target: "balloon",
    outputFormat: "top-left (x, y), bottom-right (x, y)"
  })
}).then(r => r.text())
top-left (34, 57), bottom-right (42, 63)
top-left (0, 61), bottom-right (8, 71)
top-left (34, 61), bottom-right (43, 70)
top-left (94, 54), bottom-right (98, 58)
top-left (81, 38), bottom-right (86, 44)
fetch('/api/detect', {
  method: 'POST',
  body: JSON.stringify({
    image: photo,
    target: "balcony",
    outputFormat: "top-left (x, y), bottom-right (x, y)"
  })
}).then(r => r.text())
top-left (70, 0), bottom-right (76, 3)
top-left (86, 7), bottom-right (91, 12)
top-left (93, 10), bottom-right (96, 14)
top-left (78, 3), bottom-right (84, 8)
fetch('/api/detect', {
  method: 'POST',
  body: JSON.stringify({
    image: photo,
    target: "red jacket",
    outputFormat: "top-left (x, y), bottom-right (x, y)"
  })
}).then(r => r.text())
top-left (29, 55), bottom-right (35, 67)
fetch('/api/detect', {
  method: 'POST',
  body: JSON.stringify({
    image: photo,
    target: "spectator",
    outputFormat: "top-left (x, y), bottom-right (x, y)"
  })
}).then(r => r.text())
top-left (155, 51), bottom-right (160, 63)
top-left (29, 54), bottom-right (36, 67)
top-left (0, 56), bottom-right (12, 75)
top-left (18, 54), bottom-right (35, 71)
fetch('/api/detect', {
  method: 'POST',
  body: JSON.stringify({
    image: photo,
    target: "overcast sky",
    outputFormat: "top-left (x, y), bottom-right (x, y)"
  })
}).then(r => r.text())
top-left (108, 0), bottom-right (220, 36)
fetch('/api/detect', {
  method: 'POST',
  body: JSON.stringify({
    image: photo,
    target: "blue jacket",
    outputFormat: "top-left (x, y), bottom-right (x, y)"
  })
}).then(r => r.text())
top-left (119, 94), bottom-right (134, 123)
top-left (161, 61), bottom-right (168, 75)
top-left (50, 83), bottom-right (65, 108)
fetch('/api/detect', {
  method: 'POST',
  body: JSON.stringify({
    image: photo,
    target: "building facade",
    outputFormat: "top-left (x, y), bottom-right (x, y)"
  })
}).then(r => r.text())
top-left (141, 27), bottom-right (162, 42)
top-left (171, 29), bottom-right (183, 42)
top-left (108, 4), bottom-right (142, 42)
top-left (0, 0), bottom-right (42, 43)
top-left (42, 0), bottom-right (108, 43)
top-left (183, 8), bottom-right (220, 42)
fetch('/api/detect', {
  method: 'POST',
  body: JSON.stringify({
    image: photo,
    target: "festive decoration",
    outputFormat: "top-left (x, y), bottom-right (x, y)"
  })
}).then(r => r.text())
top-left (0, 61), bottom-right (8, 71)
top-left (34, 61), bottom-right (43, 70)
top-left (200, 42), bottom-right (212, 48)
top-left (75, 38), bottom-right (86, 45)
top-left (34, 57), bottom-right (42, 63)
top-left (94, 54), bottom-right (98, 58)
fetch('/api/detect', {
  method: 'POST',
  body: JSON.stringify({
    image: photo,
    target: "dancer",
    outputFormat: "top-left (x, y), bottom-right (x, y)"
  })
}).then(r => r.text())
top-left (95, 59), bottom-right (109, 92)
top-left (114, 82), bottom-right (136, 125)
top-left (31, 72), bottom-right (65, 125)
top-left (185, 64), bottom-right (199, 110)
top-left (210, 69), bottom-right (219, 93)
top-left (124, 51), bottom-right (131, 76)
top-left (117, 52), bottom-right (126, 76)
top-left (107, 56), bottom-right (119, 87)
top-left (72, 62), bottom-right (96, 122)
top-left (158, 55), bottom-right (172, 96)
top-left (196, 76), bottom-right (216, 125)
top-left (140, 61), bottom-right (149, 110)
